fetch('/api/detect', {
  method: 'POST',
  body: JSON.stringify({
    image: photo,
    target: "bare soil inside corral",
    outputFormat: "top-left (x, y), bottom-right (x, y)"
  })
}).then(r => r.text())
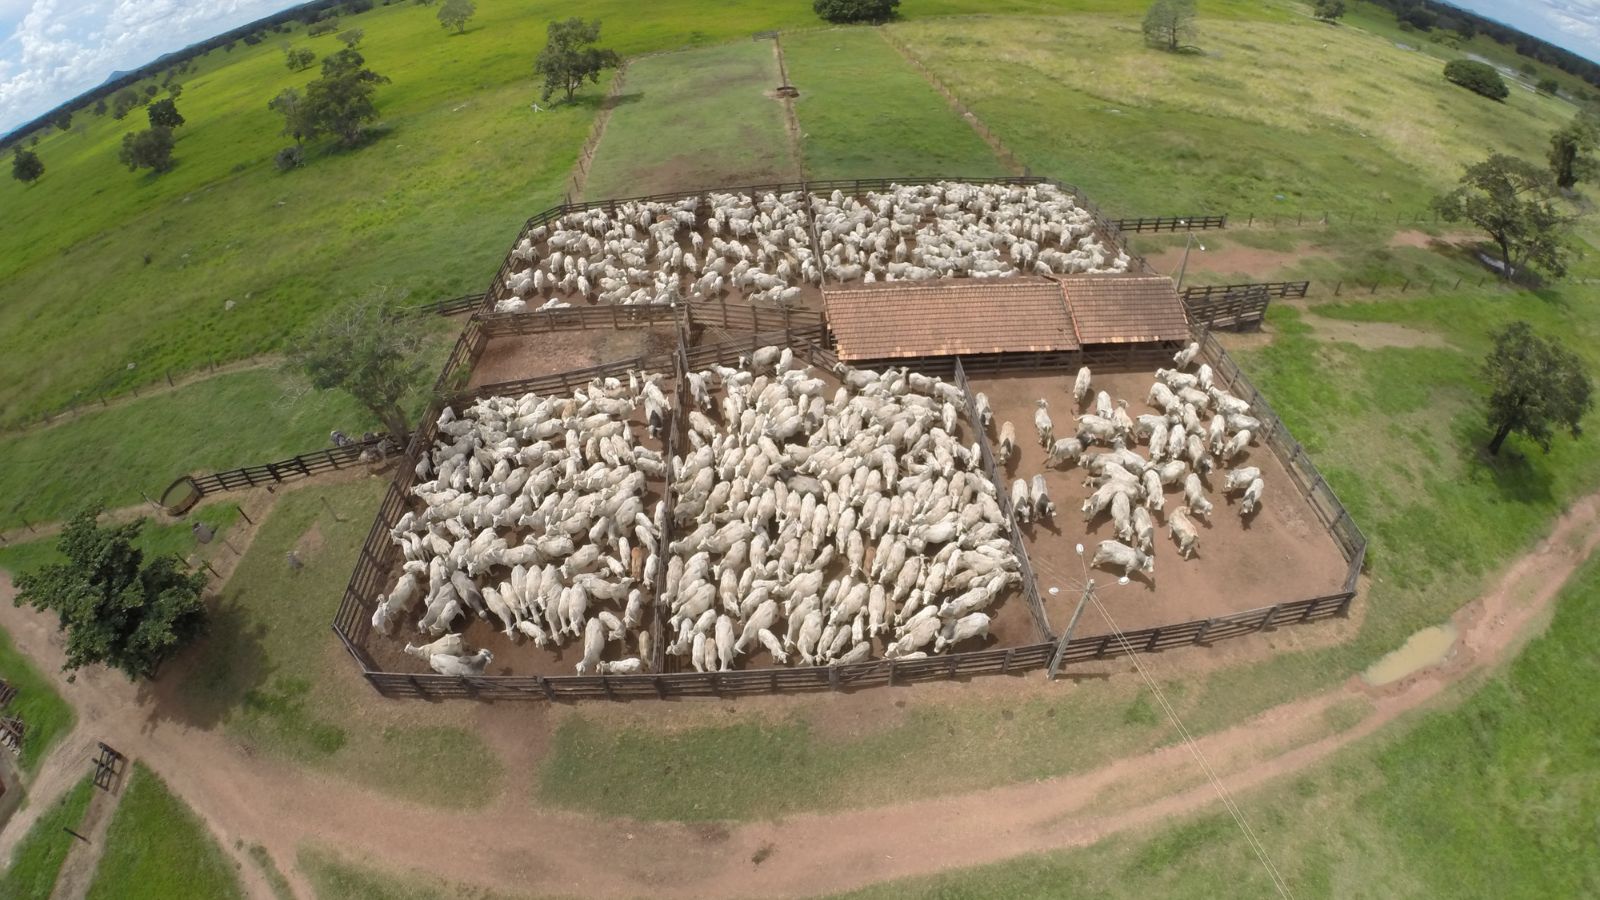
top-left (470, 326), bottom-right (678, 389)
top-left (970, 370), bottom-right (1349, 634)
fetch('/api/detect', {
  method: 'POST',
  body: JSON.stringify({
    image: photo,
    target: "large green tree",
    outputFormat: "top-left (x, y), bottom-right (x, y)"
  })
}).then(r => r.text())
top-left (268, 88), bottom-right (315, 146)
top-left (11, 146), bottom-right (43, 184)
top-left (289, 299), bottom-right (430, 439)
top-left (534, 18), bottom-right (620, 103)
top-left (1142, 0), bottom-right (1196, 52)
top-left (302, 48), bottom-right (391, 147)
top-left (117, 127), bottom-right (176, 174)
top-left (1548, 107), bottom-right (1600, 190)
top-left (1312, 0), bottom-right (1346, 22)
top-left (284, 45), bottom-right (317, 72)
top-left (1481, 322), bottom-right (1593, 455)
top-left (1432, 153), bottom-right (1574, 280)
top-left (1444, 58), bottom-right (1509, 100)
top-left (146, 97), bottom-right (185, 130)
top-left (13, 506), bottom-right (207, 680)
top-left (437, 0), bottom-right (475, 34)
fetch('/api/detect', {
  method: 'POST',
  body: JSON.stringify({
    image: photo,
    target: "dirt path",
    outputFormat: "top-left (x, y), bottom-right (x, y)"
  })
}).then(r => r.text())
top-left (1, 493), bottom-right (1597, 899)
top-left (51, 780), bottom-right (124, 900)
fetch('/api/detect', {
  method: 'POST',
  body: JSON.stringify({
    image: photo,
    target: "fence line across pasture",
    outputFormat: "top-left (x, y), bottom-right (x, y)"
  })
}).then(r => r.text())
top-left (159, 433), bottom-right (406, 515)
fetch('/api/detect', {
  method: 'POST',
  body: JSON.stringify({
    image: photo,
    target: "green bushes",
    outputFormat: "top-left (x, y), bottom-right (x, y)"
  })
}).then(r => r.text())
top-left (813, 0), bottom-right (899, 24)
top-left (1444, 58), bottom-right (1509, 100)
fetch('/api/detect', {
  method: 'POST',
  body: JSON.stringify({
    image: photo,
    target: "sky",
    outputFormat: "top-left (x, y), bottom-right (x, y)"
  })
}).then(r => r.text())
top-left (2, 1), bottom-right (1600, 133)
top-left (0, 0), bottom-right (303, 133)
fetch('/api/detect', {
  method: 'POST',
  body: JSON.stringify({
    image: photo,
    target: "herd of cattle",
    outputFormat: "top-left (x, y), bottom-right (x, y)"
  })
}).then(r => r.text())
top-left (491, 181), bottom-right (1132, 313)
top-left (983, 341), bottom-right (1267, 580)
top-left (371, 348), bottom-right (1025, 676)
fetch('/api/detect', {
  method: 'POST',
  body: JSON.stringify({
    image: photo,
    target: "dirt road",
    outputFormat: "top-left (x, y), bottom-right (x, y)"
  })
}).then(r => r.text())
top-left (2, 492), bottom-right (1596, 899)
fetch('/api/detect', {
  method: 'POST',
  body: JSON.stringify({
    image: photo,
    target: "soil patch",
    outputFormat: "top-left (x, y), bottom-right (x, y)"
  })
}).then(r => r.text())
top-left (1144, 240), bottom-right (1330, 281)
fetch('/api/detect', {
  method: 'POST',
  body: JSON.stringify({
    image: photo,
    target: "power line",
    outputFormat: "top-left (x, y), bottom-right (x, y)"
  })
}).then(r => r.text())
top-left (1085, 587), bottom-right (1295, 899)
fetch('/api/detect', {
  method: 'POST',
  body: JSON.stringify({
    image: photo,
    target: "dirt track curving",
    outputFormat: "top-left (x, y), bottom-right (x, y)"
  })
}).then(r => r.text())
top-left (2, 493), bottom-right (1597, 899)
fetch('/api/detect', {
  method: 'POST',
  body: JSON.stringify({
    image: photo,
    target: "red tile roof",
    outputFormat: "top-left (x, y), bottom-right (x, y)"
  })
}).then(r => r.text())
top-left (823, 278), bottom-right (1079, 361)
top-left (1056, 275), bottom-right (1191, 345)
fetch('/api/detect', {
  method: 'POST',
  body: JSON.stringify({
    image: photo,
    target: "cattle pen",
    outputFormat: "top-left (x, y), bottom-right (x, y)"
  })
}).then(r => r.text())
top-left (330, 177), bottom-right (1365, 702)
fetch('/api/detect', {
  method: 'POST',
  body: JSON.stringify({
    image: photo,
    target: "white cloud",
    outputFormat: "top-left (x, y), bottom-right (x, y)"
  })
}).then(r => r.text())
top-left (0, 0), bottom-right (301, 132)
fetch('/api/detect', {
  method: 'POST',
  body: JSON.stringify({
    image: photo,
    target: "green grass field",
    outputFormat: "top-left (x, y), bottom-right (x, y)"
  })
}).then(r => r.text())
top-left (85, 762), bottom-right (244, 900)
top-left (0, 775), bottom-right (94, 900)
top-left (173, 478), bottom-right (499, 809)
top-left (827, 553), bottom-right (1600, 899)
top-left (0, 502), bottom-right (240, 576)
top-left (784, 29), bottom-right (1005, 179)
top-left (583, 42), bottom-right (794, 198)
top-left (0, 624), bottom-right (75, 774)
top-left (0, 366), bottom-right (376, 531)
top-left (890, 8), bottom-right (1575, 216)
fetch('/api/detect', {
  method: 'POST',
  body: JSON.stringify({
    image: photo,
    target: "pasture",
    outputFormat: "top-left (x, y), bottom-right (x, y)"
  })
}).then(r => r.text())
top-left (173, 478), bottom-right (500, 809)
top-left (0, 775), bottom-right (93, 900)
top-left (829, 553), bottom-right (1600, 899)
top-left (783, 29), bottom-right (1004, 178)
top-left (889, 11), bottom-right (1576, 216)
top-left (85, 763), bottom-right (244, 900)
top-left (0, 366), bottom-right (377, 532)
top-left (582, 43), bottom-right (795, 198)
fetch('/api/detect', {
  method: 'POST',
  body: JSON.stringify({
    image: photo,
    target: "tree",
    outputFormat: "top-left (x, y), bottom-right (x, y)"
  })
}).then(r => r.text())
top-left (1481, 322), bottom-right (1593, 455)
top-left (437, 0), bottom-right (475, 34)
top-left (50, 109), bottom-right (72, 131)
top-left (302, 49), bottom-right (391, 147)
top-left (12, 506), bottom-right (207, 680)
top-left (1444, 58), bottom-right (1509, 100)
top-left (11, 147), bottom-right (43, 184)
top-left (1548, 108), bottom-right (1600, 189)
top-left (812, 0), bottom-right (900, 24)
top-left (534, 18), bottom-right (621, 103)
top-left (1537, 77), bottom-right (1560, 95)
top-left (147, 97), bottom-right (185, 130)
top-left (1433, 153), bottom-right (1574, 280)
top-left (93, 98), bottom-right (108, 116)
top-left (1142, 0), bottom-right (1196, 53)
top-left (337, 27), bottom-right (365, 48)
top-left (118, 127), bottom-right (176, 174)
top-left (1312, 0), bottom-right (1345, 22)
top-left (269, 88), bottom-right (316, 145)
top-left (168, 83), bottom-right (184, 100)
top-left (289, 299), bottom-right (431, 440)
top-left (111, 88), bottom-right (141, 119)
top-left (285, 45), bottom-right (317, 71)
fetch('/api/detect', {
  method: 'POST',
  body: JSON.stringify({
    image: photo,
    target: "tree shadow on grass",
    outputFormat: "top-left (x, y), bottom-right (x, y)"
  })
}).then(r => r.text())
top-left (1451, 414), bottom-right (1556, 507)
top-left (137, 592), bottom-right (271, 732)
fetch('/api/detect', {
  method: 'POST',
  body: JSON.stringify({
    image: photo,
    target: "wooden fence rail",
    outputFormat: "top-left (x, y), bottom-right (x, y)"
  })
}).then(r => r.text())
top-left (1114, 214), bottom-right (1227, 233)
top-left (161, 433), bottom-right (405, 513)
top-left (356, 589), bottom-right (1352, 701)
top-left (476, 303), bottom-right (678, 337)
top-left (407, 294), bottom-right (485, 317)
top-left (1182, 281), bottom-right (1310, 301)
top-left (1183, 286), bottom-right (1272, 331)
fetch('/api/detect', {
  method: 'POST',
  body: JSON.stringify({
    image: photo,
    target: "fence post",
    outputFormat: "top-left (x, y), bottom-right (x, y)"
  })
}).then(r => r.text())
top-left (1334, 280), bottom-right (1342, 296)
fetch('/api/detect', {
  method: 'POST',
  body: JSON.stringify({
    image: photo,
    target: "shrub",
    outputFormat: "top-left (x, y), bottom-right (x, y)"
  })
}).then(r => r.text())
top-left (1444, 59), bottom-right (1509, 101)
top-left (812, 0), bottom-right (900, 25)
top-left (308, 19), bottom-right (339, 36)
top-left (1537, 77), bottom-right (1560, 95)
top-left (275, 145), bottom-right (304, 171)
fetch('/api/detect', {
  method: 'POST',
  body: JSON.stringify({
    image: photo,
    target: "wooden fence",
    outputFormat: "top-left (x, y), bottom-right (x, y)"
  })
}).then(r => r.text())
top-left (356, 589), bottom-right (1352, 701)
top-left (161, 433), bottom-right (405, 513)
top-left (1114, 214), bottom-right (1227, 233)
top-left (1182, 281), bottom-right (1310, 301)
top-left (1184, 286), bottom-right (1272, 331)
top-left (408, 294), bottom-right (484, 317)
top-left (1195, 327), bottom-right (1367, 592)
top-left (953, 357), bottom-right (1052, 639)
top-left (476, 303), bottom-right (678, 337)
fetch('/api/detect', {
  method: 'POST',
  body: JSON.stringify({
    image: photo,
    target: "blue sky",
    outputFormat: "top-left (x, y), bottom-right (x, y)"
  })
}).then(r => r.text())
top-left (2, 1), bottom-right (1600, 133)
